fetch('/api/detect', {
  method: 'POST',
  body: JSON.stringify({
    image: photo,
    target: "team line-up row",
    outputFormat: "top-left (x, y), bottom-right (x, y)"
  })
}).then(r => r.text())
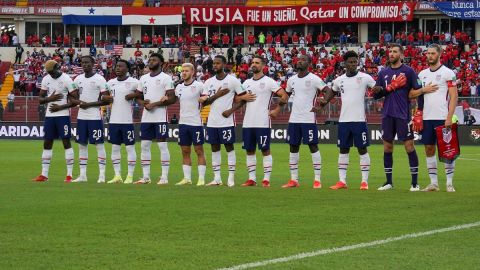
top-left (33, 44), bottom-right (458, 192)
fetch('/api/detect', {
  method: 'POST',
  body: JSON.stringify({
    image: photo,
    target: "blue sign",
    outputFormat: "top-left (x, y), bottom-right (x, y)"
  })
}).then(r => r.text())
top-left (433, 1), bottom-right (480, 20)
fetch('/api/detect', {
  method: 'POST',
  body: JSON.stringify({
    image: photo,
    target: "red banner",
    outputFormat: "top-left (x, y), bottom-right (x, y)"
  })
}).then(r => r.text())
top-left (185, 3), bottom-right (416, 25)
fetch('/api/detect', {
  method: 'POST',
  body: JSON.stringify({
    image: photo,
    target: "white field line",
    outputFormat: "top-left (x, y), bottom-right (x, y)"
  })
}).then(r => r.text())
top-left (215, 221), bottom-right (480, 270)
top-left (458, 158), bottom-right (480, 161)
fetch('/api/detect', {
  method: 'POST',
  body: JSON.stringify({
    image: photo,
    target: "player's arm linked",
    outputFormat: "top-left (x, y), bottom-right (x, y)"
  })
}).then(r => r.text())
top-left (408, 82), bottom-right (439, 99)
top-left (79, 91), bottom-right (109, 109)
top-left (199, 87), bottom-right (229, 106)
top-left (222, 91), bottom-right (256, 118)
top-left (270, 88), bottom-right (289, 119)
top-left (311, 86), bottom-right (334, 114)
top-left (145, 89), bottom-right (176, 111)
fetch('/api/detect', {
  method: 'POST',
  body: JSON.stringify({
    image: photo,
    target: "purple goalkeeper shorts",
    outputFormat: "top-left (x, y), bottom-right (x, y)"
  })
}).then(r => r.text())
top-left (381, 116), bottom-right (414, 141)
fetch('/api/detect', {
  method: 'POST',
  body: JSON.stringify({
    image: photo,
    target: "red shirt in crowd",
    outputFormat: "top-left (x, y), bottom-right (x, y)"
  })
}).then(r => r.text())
top-left (222, 34), bottom-right (230, 45)
top-left (86, 34), bottom-right (93, 46)
top-left (247, 34), bottom-right (255, 45)
top-left (266, 34), bottom-right (273, 44)
top-left (142, 34), bottom-right (150, 44)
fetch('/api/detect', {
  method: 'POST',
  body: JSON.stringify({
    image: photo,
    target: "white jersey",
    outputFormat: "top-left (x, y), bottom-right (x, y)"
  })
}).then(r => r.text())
top-left (41, 73), bottom-right (76, 117)
top-left (332, 72), bottom-right (376, 122)
top-left (75, 74), bottom-right (108, 120)
top-left (418, 65), bottom-right (456, 120)
top-left (202, 74), bottom-right (244, 128)
top-left (286, 73), bottom-right (327, 123)
top-left (175, 80), bottom-right (204, 126)
top-left (138, 72), bottom-right (174, 123)
top-left (107, 77), bottom-right (139, 124)
top-left (243, 75), bottom-right (280, 128)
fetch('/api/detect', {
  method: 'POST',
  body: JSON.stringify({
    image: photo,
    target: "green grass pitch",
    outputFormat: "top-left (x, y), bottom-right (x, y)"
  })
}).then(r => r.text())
top-left (0, 140), bottom-right (479, 270)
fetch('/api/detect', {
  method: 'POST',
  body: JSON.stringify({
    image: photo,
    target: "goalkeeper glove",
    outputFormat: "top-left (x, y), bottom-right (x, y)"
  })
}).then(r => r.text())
top-left (412, 110), bottom-right (423, 132)
top-left (386, 73), bottom-right (407, 92)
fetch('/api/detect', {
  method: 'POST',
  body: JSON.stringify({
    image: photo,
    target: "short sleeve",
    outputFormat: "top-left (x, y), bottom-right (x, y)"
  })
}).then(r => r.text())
top-left (315, 76), bottom-right (327, 91)
top-left (331, 78), bottom-right (340, 92)
top-left (64, 76), bottom-right (76, 93)
top-left (270, 79), bottom-right (281, 93)
top-left (201, 82), bottom-right (209, 96)
top-left (446, 69), bottom-right (457, 87)
top-left (40, 77), bottom-right (48, 91)
top-left (232, 77), bottom-right (245, 95)
top-left (365, 74), bottom-right (376, 88)
top-left (409, 69), bottom-right (421, 90)
top-left (163, 75), bottom-right (174, 91)
top-left (285, 78), bottom-right (293, 93)
top-left (99, 76), bottom-right (108, 93)
top-left (136, 79), bottom-right (144, 93)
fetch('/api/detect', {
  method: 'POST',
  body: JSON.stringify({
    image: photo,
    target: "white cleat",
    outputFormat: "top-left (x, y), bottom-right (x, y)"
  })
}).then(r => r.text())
top-left (377, 183), bottom-right (393, 191)
top-left (422, 184), bottom-right (440, 192)
top-left (72, 177), bottom-right (87, 183)
top-left (446, 185), bottom-right (456, 192)
top-left (206, 180), bottom-right (223, 186)
top-left (97, 176), bottom-right (105, 184)
top-left (409, 185), bottom-right (420, 192)
top-left (157, 177), bottom-right (168, 185)
top-left (227, 179), bottom-right (235, 187)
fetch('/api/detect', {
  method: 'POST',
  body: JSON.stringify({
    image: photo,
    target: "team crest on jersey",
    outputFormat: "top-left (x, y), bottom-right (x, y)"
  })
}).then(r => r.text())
top-left (156, 79), bottom-right (162, 85)
top-left (356, 77), bottom-right (362, 84)
top-left (260, 82), bottom-right (265, 89)
top-left (125, 82), bottom-right (131, 88)
top-left (90, 81), bottom-right (96, 88)
top-left (305, 80), bottom-right (311, 87)
top-left (435, 75), bottom-right (442, 81)
top-left (191, 85), bottom-right (196, 92)
top-left (223, 83), bottom-right (229, 88)
top-left (442, 128), bottom-right (452, 143)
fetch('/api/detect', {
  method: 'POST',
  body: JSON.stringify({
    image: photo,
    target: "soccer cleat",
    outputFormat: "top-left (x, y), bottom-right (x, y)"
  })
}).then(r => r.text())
top-left (313, 180), bottom-right (322, 189)
top-left (360, 181), bottom-right (369, 190)
top-left (282, 180), bottom-right (299, 188)
top-left (124, 176), bottom-right (133, 184)
top-left (72, 176), bottom-right (87, 183)
top-left (329, 181), bottom-right (347, 190)
top-left (446, 185), bottom-right (456, 192)
top-left (421, 184), bottom-right (439, 192)
top-left (241, 179), bottom-right (257, 186)
top-left (64, 175), bottom-right (72, 183)
top-left (262, 180), bottom-right (270, 187)
top-left (157, 178), bottom-right (169, 185)
top-left (378, 183), bottom-right (393, 191)
top-left (206, 180), bottom-right (223, 186)
top-left (97, 177), bottom-right (105, 184)
top-left (107, 175), bottom-right (123, 184)
top-left (227, 179), bottom-right (235, 187)
top-left (176, 179), bottom-right (192, 185)
top-left (134, 178), bottom-right (151, 184)
top-left (196, 179), bottom-right (205, 186)
top-left (33, 175), bottom-right (48, 182)
top-left (409, 185), bottom-right (420, 192)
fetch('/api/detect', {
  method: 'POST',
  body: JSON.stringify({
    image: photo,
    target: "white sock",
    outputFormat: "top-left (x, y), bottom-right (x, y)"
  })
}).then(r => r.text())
top-left (158, 142), bottom-right (170, 179)
top-left (227, 150), bottom-right (236, 182)
top-left (141, 140), bottom-right (152, 179)
top-left (198, 165), bottom-right (206, 181)
top-left (183, 165), bottom-right (192, 181)
top-left (212, 151), bottom-right (221, 181)
top-left (311, 151), bottom-right (321, 181)
top-left (65, 148), bottom-right (74, 177)
top-left (126, 144), bottom-right (136, 177)
top-left (263, 155), bottom-right (272, 181)
top-left (289, 152), bottom-right (299, 181)
top-left (360, 153), bottom-right (371, 183)
top-left (96, 143), bottom-right (106, 179)
top-left (111, 144), bottom-right (121, 177)
top-left (445, 161), bottom-right (455, 186)
top-left (41, 149), bottom-right (52, 177)
top-left (79, 144), bottom-right (88, 178)
top-left (246, 154), bottom-right (256, 181)
top-left (426, 156), bottom-right (438, 185)
top-left (338, 153), bottom-right (349, 183)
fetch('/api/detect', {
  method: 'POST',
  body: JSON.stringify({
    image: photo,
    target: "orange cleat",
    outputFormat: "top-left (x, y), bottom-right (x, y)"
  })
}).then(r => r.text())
top-left (241, 179), bottom-right (257, 186)
top-left (282, 180), bottom-right (299, 188)
top-left (313, 180), bottom-right (322, 189)
top-left (33, 175), bottom-right (48, 182)
top-left (360, 181), bottom-right (369, 190)
top-left (64, 176), bottom-right (72, 183)
top-left (329, 181), bottom-right (348, 190)
top-left (262, 180), bottom-right (270, 187)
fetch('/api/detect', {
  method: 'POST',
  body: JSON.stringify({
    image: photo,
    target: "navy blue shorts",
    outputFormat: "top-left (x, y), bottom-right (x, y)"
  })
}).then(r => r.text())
top-left (178, 124), bottom-right (204, 146)
top-left (76, 119), bottom-right (104, 144)
top-left (206, 126), bottom-right (235, 145)
top-left (420, 120), bottom-right (444, 145)
top-left (286, 123), bottom-right (318, 145)
top-left (44, 116), bottom-right (72, 140)
top-left (381, 116), bottom-right (413, 141)
top-left (338, 122), bottom-right (370, 148)
top-left (109, 124), bottom-right (135, 145)
top-left (242, 128), bottom-right (271, 151)
top-left (140, 122), bottom-right (168, 140)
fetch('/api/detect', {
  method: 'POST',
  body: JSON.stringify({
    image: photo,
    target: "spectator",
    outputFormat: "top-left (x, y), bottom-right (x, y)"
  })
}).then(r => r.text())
top-left (1, 33), bottom-right (10, 47)
top-left (125, 34), bottom-right (133, 47)
top-left (12, 33), bottom-right (18, 46)
top-left (247, 32), bottom-right (255, 46)
top-left (7, 91), bottom-right (14, 112)
top-left (14, 43), bottom-right (24, 64)
top-left (258, 31), bottom-right (265, 47)
top-left (384, 31), bottom-right (392, 44)
top-left (142, 33), bottom-right (150, 47)
top-left (86, 33), bottom-right (93, 47)
top-left (89, 45), bottom-right (97, 57)
top-left (227, 46), bottom-right (234, 64)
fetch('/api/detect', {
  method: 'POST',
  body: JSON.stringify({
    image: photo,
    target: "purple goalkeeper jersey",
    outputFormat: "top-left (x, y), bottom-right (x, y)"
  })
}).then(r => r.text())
top-left (375, 64), bottom-right (421, 120)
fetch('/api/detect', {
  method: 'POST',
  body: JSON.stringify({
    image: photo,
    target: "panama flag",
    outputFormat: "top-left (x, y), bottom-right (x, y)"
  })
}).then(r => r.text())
top-left (62, 7), bottom-right (122, 25)
top-left (122, 7), bottom-right (182, 25)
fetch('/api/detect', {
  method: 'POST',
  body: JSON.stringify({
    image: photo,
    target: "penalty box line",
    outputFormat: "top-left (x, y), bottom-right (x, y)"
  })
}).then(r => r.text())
top-left (216, 221), bottom-right (480, 270)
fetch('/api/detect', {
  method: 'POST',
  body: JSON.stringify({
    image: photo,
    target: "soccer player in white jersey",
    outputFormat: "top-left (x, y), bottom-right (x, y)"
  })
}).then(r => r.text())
top-left (316, 51), bottom-right (375, 190)
top-left (199, 55), bottom-right (247, 187)
top-left (223, 55), bottom-right (289, 187)
top-left (410, 44), bottom-right (458, 192)
top-left (134, 53), bottom-right (176, 185)
top-left (103, 59), bottom-right (138, 184)
top-left (282, 54), bottom-right (330, 188)
top-left (173, 63), bottom-right (207, 186)
top-left (72, 56), bottom-right (109, 183)
top-left (33, 60), bottom-right (78, 182)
